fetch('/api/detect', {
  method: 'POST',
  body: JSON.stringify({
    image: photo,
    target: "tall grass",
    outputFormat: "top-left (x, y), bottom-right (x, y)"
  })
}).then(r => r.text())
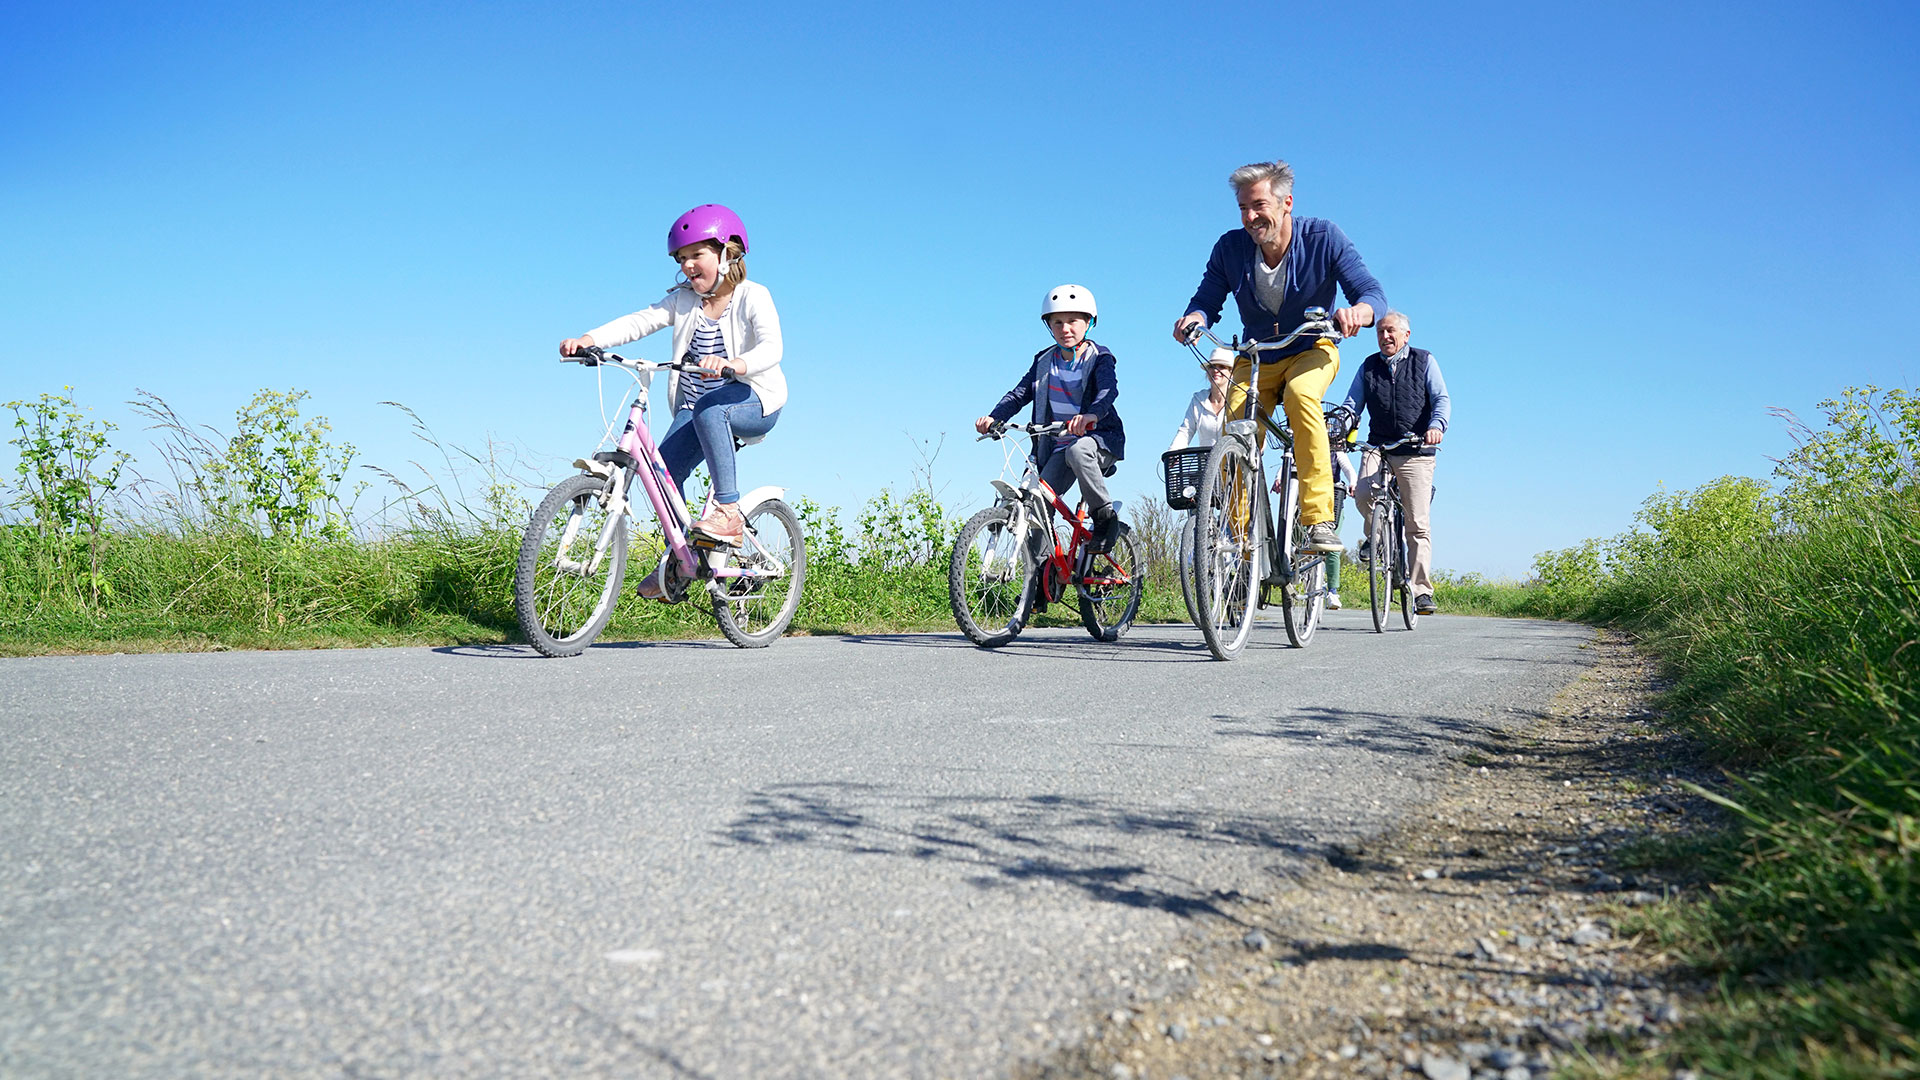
top-left (1522, 386), bottom-right (1920, 1077)
top-left (1, 387), bottom-right (1190, 651)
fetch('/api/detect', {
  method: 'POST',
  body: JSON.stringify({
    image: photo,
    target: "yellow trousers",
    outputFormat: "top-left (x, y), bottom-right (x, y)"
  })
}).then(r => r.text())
top-left (1225, 339), bottom-right (1341, 526)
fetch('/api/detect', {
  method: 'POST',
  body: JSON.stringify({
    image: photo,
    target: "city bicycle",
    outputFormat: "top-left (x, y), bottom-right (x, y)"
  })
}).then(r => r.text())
top-left (1358, 433), bottom-right (1426, 632)
top-left (512, 346), bottom-right (805, 655)
top-left (948, 421), bottom-right (1144, 647)
top-left (1179, 310), bottom-right (1344, 660)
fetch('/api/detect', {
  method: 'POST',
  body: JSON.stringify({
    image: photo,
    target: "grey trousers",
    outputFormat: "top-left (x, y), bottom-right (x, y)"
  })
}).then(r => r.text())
top-left (1038, 436), bottom-right (1112, 512)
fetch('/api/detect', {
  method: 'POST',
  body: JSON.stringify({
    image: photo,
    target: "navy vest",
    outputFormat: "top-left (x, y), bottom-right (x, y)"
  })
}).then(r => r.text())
top-left (1362, 347), bottom-right (1437, 457)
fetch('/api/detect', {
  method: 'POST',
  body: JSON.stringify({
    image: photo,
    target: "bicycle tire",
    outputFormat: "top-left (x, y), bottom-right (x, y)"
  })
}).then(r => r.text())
top-left (710, 498), bottom-right (806, 648)
top-left (1191, 436), bottom-right (1264, 661)
top-left (1078, 523), bottom-right (1144, 642)
top-left (1399, 527), bottom-right (1420, 631)
top-left (949, 504), bottom-right (1037, 647)
top-left (1367, 500), bottom-right (1391, 634)
top-left (1281, 493), bottom-right (1324, 647)
top-left (514, 473), bottom-right (630, 657)
top-left (1176, 513), bottom-right (1201, 628)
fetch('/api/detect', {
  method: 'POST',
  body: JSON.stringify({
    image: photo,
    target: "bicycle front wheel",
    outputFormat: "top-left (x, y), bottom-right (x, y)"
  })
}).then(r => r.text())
top-left (711, 498), bottom-right (807, 648)
top-left (514, 473), bottom-right (629, 657)
top-left (949, 504), bottom-right (1037, 647)
top-left (1399, 530), bottom-right (1420, 631)
top-left (1079, 523), bottom-right (1144, 642)
top-left (1192, 437), bottom-right (1264, 661)
top-left (1367, 501), bottom-right (1391, 633)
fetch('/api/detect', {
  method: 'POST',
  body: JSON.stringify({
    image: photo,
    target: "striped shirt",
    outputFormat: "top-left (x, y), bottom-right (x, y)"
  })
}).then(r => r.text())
top-left (679, 311), bottom-right (729, 410)
top-left (1045, 344), bottom-right (1092, 448)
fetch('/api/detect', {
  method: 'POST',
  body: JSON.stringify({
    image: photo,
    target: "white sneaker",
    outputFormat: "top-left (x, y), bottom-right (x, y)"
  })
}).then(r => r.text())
top-left (1326, 594), bottom-right (1343, 611)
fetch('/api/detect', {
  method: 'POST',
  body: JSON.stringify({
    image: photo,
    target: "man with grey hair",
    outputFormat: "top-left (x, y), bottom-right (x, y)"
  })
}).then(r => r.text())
top-left (1338, 309), bottom-right (1450, 615)
top-left (1173, 159), bottom-right (1387, 553)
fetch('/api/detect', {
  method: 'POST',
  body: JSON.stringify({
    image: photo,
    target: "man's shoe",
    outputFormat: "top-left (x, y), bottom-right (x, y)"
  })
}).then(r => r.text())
top-left (1303, 521), bottom-right (1342, 553)
top-left (1356, 538), bottom-right (1372, 563)
top-left (691, 502), bottom-right (744, 547)
top-left (1415, 593), bottom-right (1436, 615)
top-left (1326, 593), bottom-right (1343, 611)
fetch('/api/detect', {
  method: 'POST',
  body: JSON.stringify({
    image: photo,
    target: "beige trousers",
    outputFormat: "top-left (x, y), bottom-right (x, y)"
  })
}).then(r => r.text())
top-left (1354, 450), bottom-right (1436, 596)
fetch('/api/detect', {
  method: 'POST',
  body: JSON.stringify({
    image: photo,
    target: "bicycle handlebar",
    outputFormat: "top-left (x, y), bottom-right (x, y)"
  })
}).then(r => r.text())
top-left (1183, 307), bottom-right (1343, 356)
top-left (1359, 433), bottom-right (1432, 454)
top-left (977, 420), bottom-right (1069, 442)
top-left (561, 345), bottom-right (736, 380)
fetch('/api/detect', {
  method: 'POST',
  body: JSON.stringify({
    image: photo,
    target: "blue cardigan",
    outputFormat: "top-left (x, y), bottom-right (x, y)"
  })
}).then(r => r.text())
top-left (987, 343), bottom-right (1127, 470)
top-left (1182, 217), bottom-right (1388, 359)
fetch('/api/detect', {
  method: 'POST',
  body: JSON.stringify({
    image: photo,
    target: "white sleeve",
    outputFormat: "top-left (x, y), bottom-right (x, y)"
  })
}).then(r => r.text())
top-left (728, 283), bottom-right (783, 375)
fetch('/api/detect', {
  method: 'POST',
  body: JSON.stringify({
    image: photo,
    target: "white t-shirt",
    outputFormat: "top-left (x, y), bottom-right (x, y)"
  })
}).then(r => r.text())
top-left (1253, 254), bottom-right (1287, 314)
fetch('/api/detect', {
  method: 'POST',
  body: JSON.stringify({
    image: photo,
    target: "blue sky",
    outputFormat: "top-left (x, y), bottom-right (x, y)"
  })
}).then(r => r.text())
top-left (3, 0), bottom-right (1915, 576)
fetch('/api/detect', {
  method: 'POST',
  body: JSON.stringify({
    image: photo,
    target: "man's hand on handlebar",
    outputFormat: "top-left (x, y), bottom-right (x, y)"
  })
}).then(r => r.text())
top-left (1332, 304), bottom-right (1374, 338)
top-left (974, 416), bottom-right (998, 435)
top-left (559, 335), bottom-right (597, 357)
top-left (1425, 428), bottom-right (1444, 447)
top-left (1172, 312), bottom-right (1206, 344)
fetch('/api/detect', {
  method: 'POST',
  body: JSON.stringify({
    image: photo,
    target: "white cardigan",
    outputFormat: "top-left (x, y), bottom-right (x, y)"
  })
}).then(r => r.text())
top-left (1168, 390), bottom-right (1227, 451)
top-left (584, 279), bottom-right (787, 417)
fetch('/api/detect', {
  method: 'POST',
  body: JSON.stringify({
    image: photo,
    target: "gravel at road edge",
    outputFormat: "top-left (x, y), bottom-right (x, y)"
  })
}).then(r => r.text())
top-left (1017, 630), bottom-right (1719, 1080)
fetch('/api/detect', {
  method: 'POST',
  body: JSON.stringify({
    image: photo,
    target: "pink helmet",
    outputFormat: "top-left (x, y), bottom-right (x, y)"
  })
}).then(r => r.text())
top-left (666, 204), bottom-right (749, 256)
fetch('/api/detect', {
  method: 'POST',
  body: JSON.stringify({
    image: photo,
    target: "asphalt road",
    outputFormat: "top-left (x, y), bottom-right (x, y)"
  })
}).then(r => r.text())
top-left (1, 611), bottom-right (1591, 1078)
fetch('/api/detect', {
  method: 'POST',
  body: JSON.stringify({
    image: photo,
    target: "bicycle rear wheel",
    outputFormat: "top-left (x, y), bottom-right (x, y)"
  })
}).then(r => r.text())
top-left (1192, 437), bottom-right (1264, 661)
top-left (711, 498), bottom-right (806, 648)
top-left (949, 504), bottom-right (1037, 647)
top-left (1367, 501), bottom-right (1391, 633)
top-left (514, 473), bottom-right (629, 657)
top-left (1079, 523), bottom-right (1144, 642)
top-left (1176, 513), bottom-right (1201, 628)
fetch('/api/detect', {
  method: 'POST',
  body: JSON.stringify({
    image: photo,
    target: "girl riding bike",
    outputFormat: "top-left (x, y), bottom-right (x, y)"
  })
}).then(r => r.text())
top-left (559, 204), bottom-right (785, 598)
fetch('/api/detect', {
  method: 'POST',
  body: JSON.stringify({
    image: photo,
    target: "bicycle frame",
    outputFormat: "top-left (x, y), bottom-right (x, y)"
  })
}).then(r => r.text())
top-left (983, 427), bottom-right (1131, 592)
top-left (569, 353), bottom-right (780, 586)
top-left (1186, 318), bottom-right (1340, 596)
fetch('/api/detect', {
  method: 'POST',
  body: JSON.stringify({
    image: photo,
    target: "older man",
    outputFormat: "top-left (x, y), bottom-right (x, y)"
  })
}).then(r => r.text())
top-left (1173, 160), bottom-right (1386, 553)
top-left (1339, 310), bottom-right (1450, 615)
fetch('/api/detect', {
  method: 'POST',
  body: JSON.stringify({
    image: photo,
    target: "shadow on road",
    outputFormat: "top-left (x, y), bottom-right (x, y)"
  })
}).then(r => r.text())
top-left (432, 639), bottom-right (737, 659)
top-left (836, 627), bottom-right (1302, 662)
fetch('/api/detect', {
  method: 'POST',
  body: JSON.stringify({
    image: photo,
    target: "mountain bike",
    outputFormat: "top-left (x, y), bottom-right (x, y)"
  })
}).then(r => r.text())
top-left (512, 346), bottom-right (805, 655)
top-left (1358, 433), bottom-right (1425, 632)
top-left (948, 421), bottom-right (1144, 647)
top-left (1179, 310), bottom-right (1343, 660)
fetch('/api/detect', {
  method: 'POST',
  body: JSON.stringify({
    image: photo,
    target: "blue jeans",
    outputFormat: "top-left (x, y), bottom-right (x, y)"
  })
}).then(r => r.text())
top-left (659, 382), bottom-right (779, 504)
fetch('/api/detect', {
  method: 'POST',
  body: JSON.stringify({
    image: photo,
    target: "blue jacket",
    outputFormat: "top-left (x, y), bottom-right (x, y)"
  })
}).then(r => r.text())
top-left (1183, 218), bottom-right (1388, 359)
top-left (988, 342), bottom-right (1126, 471)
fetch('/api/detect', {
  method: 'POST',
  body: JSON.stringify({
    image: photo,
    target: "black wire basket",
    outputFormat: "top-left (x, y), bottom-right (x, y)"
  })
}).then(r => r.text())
top-left (1161, 447), bottom-right (1210, 510)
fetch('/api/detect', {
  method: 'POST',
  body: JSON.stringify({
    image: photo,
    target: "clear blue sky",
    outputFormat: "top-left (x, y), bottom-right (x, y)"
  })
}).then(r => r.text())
top-left (4, 0), bottom-right (1915, 577)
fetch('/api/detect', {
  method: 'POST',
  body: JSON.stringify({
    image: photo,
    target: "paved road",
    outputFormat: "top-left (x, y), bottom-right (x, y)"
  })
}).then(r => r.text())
top-left (1, 612), bottom-right (1590, 1078)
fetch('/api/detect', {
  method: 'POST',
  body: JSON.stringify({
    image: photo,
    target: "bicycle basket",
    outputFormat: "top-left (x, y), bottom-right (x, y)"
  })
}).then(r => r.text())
top-left (1162, 447), bottom-right (1209, 510)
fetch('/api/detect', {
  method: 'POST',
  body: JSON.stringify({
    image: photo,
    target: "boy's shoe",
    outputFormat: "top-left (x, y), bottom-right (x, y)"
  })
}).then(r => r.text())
top-left (1303, 522), bottom-right (1342, 553)
top-left (1415, 593), bottom-right (1436, 615)
top-left (1326, 593), bottom-right (1343, 611)
top-left (1087, 505), bottom-right (1121, 555)
top-left (691, 502), bottom-right (744, 547)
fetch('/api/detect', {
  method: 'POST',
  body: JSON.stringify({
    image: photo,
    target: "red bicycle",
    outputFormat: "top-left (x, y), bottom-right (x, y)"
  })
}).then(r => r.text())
top-left (948, 421), bottom-right (1145, 647)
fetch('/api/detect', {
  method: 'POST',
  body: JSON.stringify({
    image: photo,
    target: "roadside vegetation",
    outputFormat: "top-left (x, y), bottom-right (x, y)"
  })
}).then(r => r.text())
top-left (8, 381), bottom-right (1915, 1075)
top-left (1505, 386), bottom-right (1919, 1078)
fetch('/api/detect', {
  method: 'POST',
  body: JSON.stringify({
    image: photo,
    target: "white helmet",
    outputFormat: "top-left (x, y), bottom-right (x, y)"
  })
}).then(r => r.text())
top-left (1041, 283), bottom-right (1098, 326)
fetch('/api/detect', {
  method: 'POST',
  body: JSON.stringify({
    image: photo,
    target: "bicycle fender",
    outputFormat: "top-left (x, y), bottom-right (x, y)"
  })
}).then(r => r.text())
top-left (735, 485), bottom-right (787, 514)
top-left (989, 479), bottom-right (1020, 501)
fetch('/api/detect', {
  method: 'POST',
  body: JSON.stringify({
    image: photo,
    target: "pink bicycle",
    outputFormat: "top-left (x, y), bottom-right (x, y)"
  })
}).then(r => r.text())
top-left (512, 346), bottom-right (805, 655)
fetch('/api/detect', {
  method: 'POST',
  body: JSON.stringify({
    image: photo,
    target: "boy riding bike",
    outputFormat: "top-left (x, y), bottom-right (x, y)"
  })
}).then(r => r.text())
top-left (559, 204), bottom-right (785, 598)
top-left (975, 284), bottom-right (1127, 554)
